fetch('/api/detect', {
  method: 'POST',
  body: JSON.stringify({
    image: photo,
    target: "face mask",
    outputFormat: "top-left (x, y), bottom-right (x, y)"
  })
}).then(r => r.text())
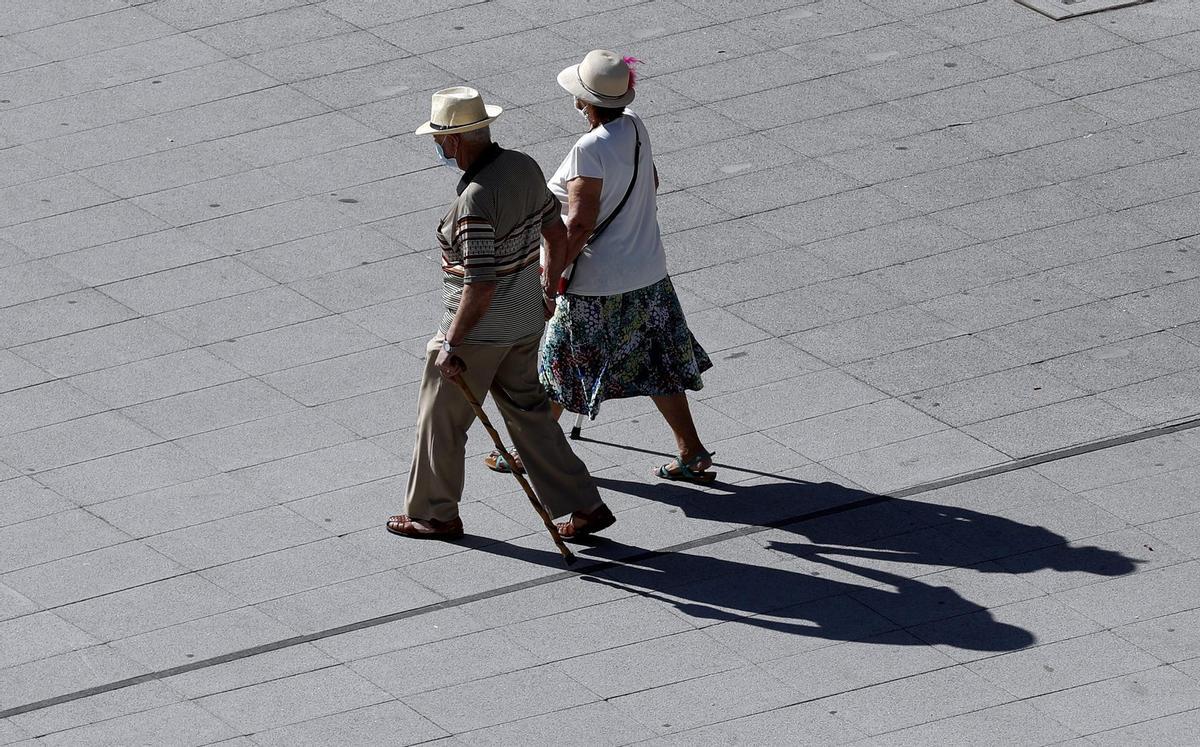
top-left (434, 141), bottom-right (462, 174)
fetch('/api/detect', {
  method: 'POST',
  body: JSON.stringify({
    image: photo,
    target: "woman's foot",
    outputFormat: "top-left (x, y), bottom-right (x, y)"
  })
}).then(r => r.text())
top-left (555, 504), bottom-right (616, 540)
top-left (484, 449), bottom-right (524, 474)
top-left (655, 450), bottom-right (717, 483)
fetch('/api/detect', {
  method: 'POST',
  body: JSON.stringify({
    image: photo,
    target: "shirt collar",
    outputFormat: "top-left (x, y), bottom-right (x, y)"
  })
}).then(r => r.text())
top-left (456, 142), bottom-right (503, 195)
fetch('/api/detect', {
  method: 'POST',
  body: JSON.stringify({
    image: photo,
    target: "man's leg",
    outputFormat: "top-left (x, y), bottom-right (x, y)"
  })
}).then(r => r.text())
top-left (490, 335), bottom-right (604, 521)
top-left (402, 339), bottom-right (505, 523)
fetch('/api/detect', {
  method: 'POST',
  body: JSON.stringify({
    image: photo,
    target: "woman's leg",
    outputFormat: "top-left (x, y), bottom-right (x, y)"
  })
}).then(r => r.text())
top-left (651, 392), bottom-right (711, 470)
top-left (550, 401), bottom-right (564, 421)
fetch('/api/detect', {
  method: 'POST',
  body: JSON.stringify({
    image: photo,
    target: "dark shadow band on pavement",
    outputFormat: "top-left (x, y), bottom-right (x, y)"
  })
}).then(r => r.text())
top-left (476, 474), bottom-right (1135, 655)
top-left (1, 413), bottom-right (1197, 720)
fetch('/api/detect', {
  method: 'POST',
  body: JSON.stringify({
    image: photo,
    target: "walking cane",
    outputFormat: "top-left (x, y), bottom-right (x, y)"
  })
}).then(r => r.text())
top-left (449, 372), bottom-right (576, 566)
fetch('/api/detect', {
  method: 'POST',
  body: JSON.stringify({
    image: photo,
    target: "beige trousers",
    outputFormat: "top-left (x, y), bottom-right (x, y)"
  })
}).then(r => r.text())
top-left (404, 333), bottom-right (602, 521)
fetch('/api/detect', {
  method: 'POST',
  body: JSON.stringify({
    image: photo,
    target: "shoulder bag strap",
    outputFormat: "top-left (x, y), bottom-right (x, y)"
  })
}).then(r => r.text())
top-left (559, 116), bottom-right (642, 294)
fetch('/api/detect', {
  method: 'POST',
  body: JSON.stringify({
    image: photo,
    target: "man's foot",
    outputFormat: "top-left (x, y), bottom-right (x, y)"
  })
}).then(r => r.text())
top-left (385, 514), bottom-right (464, 540)
top-left (484, 449), bottom-right (524, 474)
top-left (555, 504), bottom-right (616, 541)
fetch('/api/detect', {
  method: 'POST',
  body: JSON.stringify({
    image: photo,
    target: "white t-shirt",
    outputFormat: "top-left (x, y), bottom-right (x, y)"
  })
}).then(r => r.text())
top-left (547, 110), bottom-right (668, 296)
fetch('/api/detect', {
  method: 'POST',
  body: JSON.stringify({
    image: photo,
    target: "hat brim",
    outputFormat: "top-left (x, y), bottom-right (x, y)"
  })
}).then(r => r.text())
top-left (414, 104), bottom-right (503, 135)
top-left (557, 64), bottom-right (635, 108)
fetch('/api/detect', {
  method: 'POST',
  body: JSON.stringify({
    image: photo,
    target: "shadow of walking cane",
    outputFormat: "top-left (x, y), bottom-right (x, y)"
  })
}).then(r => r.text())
top-left (449, 371), bottom-right (577, 566)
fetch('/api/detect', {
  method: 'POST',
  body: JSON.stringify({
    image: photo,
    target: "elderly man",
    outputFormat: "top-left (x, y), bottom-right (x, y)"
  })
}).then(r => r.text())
top-left (387, 87), bottom-right (615, 541)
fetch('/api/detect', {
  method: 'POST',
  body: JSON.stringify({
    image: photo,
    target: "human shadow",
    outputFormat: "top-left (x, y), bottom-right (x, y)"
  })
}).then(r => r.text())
top-left (480, 533), bottom-right (1034, 651)
top-left (594, 476), bottom-right (1140, 578)
top-left (478, 475), bottom-right (1138, 652)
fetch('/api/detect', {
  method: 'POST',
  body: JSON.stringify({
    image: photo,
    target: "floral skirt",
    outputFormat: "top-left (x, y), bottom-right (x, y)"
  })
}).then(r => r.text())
top-left (539, 276), bottom-right (712, 418)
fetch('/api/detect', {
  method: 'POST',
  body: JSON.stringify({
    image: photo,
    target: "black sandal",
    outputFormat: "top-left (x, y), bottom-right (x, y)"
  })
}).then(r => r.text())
top-left (655, 450), bottom-right (717, 483)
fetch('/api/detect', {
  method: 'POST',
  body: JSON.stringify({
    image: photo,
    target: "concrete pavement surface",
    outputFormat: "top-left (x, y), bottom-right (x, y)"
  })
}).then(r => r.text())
top-left (2, 0), bottom-right (1200, 743)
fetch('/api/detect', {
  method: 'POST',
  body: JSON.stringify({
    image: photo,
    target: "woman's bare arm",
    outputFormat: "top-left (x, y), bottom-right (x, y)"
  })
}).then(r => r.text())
top-left (564, 176), bottom-right (603, 266)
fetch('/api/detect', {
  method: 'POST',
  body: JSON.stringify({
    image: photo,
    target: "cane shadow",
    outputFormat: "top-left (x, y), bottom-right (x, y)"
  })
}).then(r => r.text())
top-left (478, 476), bottom-right (1138, 652)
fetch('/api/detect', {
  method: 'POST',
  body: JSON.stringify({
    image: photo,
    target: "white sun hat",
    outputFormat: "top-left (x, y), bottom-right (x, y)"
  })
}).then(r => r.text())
top-left (414, 86), bottom-right (503, 136)
top-left (558, 49), bottom-right (636, 107)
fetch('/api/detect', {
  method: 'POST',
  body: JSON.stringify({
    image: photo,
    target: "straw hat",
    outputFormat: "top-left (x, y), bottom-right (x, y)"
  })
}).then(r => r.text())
top-left (558, 49), bottom-right (635, 107)
top-left (414, 86), bottom-right (502, 136)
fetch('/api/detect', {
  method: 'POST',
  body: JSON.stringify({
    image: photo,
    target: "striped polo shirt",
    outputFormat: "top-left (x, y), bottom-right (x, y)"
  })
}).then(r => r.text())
top-left (436, 144), bottom-right (560, 344)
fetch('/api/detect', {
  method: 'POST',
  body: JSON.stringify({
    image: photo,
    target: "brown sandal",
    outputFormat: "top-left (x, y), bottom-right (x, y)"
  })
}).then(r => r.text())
top-left (385, 514), bottom-right (464, 540)
top-left (484, 449), bottom-right (524, 474)
top-left (555, 504), bottom-right (616, 540)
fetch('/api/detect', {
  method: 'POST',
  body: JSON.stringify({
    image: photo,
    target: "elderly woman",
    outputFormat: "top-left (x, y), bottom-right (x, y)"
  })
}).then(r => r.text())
top-left (488, 49), bottom-right (715, 483)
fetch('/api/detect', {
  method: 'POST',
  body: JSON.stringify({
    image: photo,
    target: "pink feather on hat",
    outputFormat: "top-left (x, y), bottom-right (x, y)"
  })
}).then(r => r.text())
top-left (623, 56), bottom-right (642, 89)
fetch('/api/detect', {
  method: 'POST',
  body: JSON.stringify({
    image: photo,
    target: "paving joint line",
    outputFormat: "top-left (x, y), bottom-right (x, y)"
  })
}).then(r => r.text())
top-left (1079, 704), bottom-right (1200, 742)
top-left (7, 305), bottom-right (396, 386)
top-left (3, 413), bottom-right (1199, 719)
top-left (752, 661), bottom-right (1174, 745)
top-left (650, 606), bottom-right (1200, 744)
top-left (716, 246), bottom-right (1181, 343)
top-left (389, 598), bottom-right (1200, 744)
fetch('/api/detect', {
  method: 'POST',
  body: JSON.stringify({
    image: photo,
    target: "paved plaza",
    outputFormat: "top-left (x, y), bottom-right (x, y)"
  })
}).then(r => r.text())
top-left (3, 0), bottom-right (1200, 743)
